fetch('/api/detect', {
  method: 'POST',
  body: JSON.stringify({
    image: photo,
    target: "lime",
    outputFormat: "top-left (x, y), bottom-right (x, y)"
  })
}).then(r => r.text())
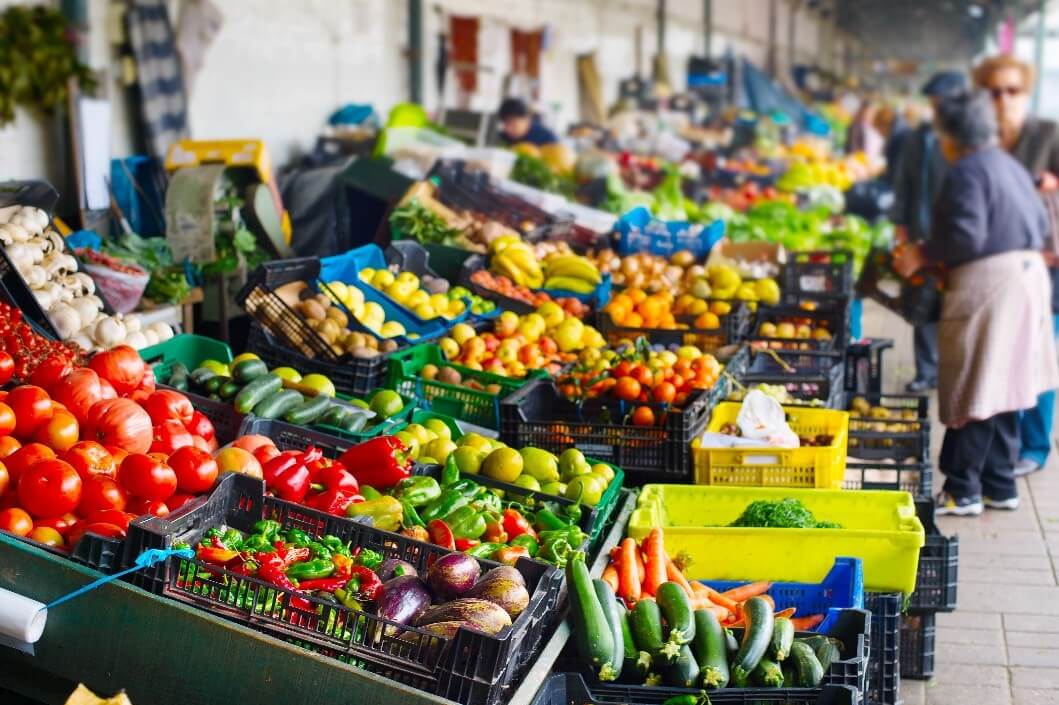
top-left (540, 481), bottom-right (567, 496)
top-left (512, 474), bottom-right (541, 492)
top-left (565, 474), bottom-right (604, 506)
top-left (370, 390), bottom-right (404, 419)
top-left (349, 398), bottom-right (370, 410)
top-left (519, 447), bottom-right (559, 483)
top-left (199, 359), bottom-right (230, 376)
top-left (423, 418), bottom-right (453, 441)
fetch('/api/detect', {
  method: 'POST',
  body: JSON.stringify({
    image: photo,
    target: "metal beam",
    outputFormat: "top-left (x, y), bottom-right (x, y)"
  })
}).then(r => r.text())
top-left (1033, 0), bottom-right (1047, 113)
top-left (657, 0), bottom-right (667, 57)
top-left (704, 0), bottom-right (713, 56)
top-left (408, 0), bottom-right (423, 104)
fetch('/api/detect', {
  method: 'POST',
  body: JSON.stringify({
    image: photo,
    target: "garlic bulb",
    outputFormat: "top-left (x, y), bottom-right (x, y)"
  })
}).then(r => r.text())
top-left (125, 331), bottom-right (148, 349)
top-left (93, 316), bottom-right (126, 347)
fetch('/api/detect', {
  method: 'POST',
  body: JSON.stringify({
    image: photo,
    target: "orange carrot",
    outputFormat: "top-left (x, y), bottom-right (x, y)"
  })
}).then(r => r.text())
top-left (721, 581), bottom-right (772, 602)
top-left (617, 538), bottom-right (641, 603)
top-left (688, 598), bottom-right (730, 620)
top-left (634, 548), bottom-right (646, 584)
top-left (791, 614), bottom-right (825, 631)
top-left (641, 528), bottom-right (667, 596)
top-left (665, 555), bottom-right (695, 597)
top-left (691, 582), bottom-right (740, 612)
top-left (775, 607), bottom-right (796, 619)
top-left (602, 564), bottom-right (619, 593)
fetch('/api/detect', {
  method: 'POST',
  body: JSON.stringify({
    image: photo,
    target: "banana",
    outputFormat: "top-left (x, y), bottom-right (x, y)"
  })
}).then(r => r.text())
top-left (492, 253), bottom-right (527, 286)
top-left (543, 275), bottom-right (596, 294)
top-left (503, 248), bottom-right (543, 279)
top-left (544, 255), bottom-right (602, 284)
top-left (489, 234), bottom-right (522, 256)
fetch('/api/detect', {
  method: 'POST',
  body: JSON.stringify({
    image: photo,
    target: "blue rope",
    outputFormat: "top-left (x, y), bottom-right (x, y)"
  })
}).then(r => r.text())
top-left (44, 547), bottom-right (193, 611)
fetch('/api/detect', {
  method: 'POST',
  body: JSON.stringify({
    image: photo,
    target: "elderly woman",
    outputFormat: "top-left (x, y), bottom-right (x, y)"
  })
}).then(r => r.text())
top-left (894, 91), bottom-right (1059, 516)
top-left (974, 54), bottom-right (1059, 477)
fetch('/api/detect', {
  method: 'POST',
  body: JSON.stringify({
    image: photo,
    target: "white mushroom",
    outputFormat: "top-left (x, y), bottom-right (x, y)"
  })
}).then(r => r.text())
top-left (126, 331), bottom-right (148, 349)
top-left (42, 231), bottom-right (64, 255)
top-left (72, 297), bottom-right (102, 328)
top-left (5, 243), bottom-right (34, 271)
top-left (23, 265), bottom-right (46, 289)
top-left (49, 301), bottom-right (81, 339)
top-left (0, 206), bottom-right (18, 224)
top-left (69, 333), bottom-right (94, 351)
top-left (148, 321), bottom-right (174, 343)
top-left (33, 286), bottom-right (55, 310)
top-left (4, 223), bottom-right (31, 243)
top-left (123, 315), bottom-right (142, 333)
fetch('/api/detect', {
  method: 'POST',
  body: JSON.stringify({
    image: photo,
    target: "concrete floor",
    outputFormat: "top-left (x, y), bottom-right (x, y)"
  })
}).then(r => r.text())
top-left (862, 302), bottom-right (1059, 705)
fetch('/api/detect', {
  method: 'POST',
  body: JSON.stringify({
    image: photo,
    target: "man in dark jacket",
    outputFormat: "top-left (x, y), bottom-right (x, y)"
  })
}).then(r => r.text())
top-left (890, 71), bottom-right (968, 392)
top-left (497, 98), bottom-right (558, 147)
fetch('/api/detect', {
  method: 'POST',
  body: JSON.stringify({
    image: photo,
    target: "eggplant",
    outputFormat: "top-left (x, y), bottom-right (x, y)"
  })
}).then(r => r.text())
top-left (466, 574), bottom-right (530, 618)
top-left (427, 553), bottom-right (481, 599)
top-left (416, 598), bottom-right (512, 636)
top-left (404, 620), bottom-right (470, 640)
top-left (378, 558), bottom-right (418, 582)
top-left (376, 575), bottom-right (432, 636)
top-left (478, 565), bottom-right (525, 587)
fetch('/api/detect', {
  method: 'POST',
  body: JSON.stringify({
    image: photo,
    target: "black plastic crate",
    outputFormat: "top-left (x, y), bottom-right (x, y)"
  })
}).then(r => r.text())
top-left (753, 296), bottom-right (852, 351)
top-left (123, 471), bottom-right (560, 705)
top-left (740, 348), bottom-right (846, 408)
top-left (909, 500), bottom-right (958, 613)
top-left (0, 180), bottom-right (65, 338)
top-left (597, 300), bottom-right (752, 349)
top-left (156, 386), bottom-right (245, 446)
top-left (843, 460), bottom-right (932, 500)
top-left (783, 250), bottom-right (855, 298)
top-left (457, 253), bottom-right (543, 316)
top-left (431, 160), bottom-right (557, 233)
top-left (865, 591), bottom-right (902, 705)
top-left (500, 379), bottom-right (713, 485)
top-left (845, 339), bottom-right (894, 395)
top-left (899, 612), bottom-right (935, 680)
top-left (532, 673), bottom-right (859, 705)
top-left (846, 393), bottom-right (930, 462)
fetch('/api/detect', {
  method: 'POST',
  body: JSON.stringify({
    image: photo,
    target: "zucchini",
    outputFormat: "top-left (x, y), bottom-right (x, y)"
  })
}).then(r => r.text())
top-left (232, 359), bottom-right (269, 384)
top-left (724, 628), bottom-right (739, 654)
top-left (591, 579), bottom-right (624, 682)
top-left (253, 389), bottom-right (305, 419)
top-left (204, 375), bottom-right (229, 394)
top-left (618, 605), bottom-right (651, 682)
top-left (690, 609), bottom-right (729, 689)
top-left (629, 599), bottom-right (666, 661)
top-left (662, 644), bottom-right (699, 688)
top-left (319, 405), bottom-right (352, 429)
top-left (285, 394), bottom-right (331, 425)
top-left (167, 362), bottom-right (189, 390)
top-left (341, 410), bottom-right (369, 432)
top-left (219, 380), bottom-right (242, 401)
top-left (234, 374), bottom-right (283, 414)
top-left (189, 368), bottom-right (217, 387)
top-left (751, 657), bottom-right (784, 687)
top-left (770, 617), bottom-right (795, 661)
top-left (567, 555), bottom-right (614, 673)
top-left (731, 596), bottom-right (774, 686)
top-left (813, 638), bottom-right (841, 672)
top-left (789, 641), bottom-right (825, 687)
top-left (657, 582), bottom-right (695, 656)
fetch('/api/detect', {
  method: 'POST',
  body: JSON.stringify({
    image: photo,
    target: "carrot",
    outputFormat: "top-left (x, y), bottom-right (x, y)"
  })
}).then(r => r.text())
top-left (775, 607), bottom-right (796, 619)
top-left (665, 554), bottom-right (695, 597)
top-left (759, 594), bottom-right (775, 610)
top-left (691, 582), bottom-right (740, 613)
top-left (720, 581), bottom-right (772, 602)
top-left (632, 547), bottom-right (645, 585)
top-left (617, 538), bottom-right (641, 603)
top-left (602, 564), bottom-right (619, 593)
top-left (791, 614), bottom-right (825, 631)
top-left (641, 528), bottom-right (667, 597)
top-left (689, 598), bottom-right (730, 621)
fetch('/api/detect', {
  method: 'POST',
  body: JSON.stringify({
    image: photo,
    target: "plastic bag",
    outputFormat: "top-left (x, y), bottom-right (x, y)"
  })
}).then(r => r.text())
top-left (734, 389), bottom-right (799, 448)
top-left (81, 262), bottom-right (149, 314)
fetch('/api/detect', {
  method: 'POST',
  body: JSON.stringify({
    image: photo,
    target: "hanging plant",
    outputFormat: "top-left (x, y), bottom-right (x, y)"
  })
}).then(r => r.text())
top-left (0, 4), bottom-right (95, 125)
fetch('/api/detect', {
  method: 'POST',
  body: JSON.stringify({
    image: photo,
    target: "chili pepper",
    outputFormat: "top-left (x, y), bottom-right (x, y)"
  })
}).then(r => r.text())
top-left (322, 536), bottom-right (349, 557)
top-left (354, 549), bottom-right (383, 571)
top-left (455, 537), bottom-right (481, 551)
top-left (563, 502), bottom-right (583, 524)
top-left (338, 435), bottom-right (413, 489)
top-left (537, 538), bottom-right (573, 568)
top-left (257, 553), bottom-right (300, 591)
top-left (253, 520), bottom-right (282, 542)
top-left (309, 464), bottom-right (360, 495)
top-left (538, 525), bottom-right (586, 547)
top-left (273, 544), bottom-right (311, 566)
top-left (241, 533), bottom-right (274, 553)
top-left (503, 508), bottom-right (537, 540)
top-left (535, 508), bottom-right (572, 531)
top-left (402, 499), bottom-right (426, 528)
top-left (203, 526), bottom-right (224, 541)
top-left (402, 525), bottom-right (430, 542)
top-left (441, 454), bottom-right (460, 486)
top-left (346, 496), bottom-right (403, 532)
top-left (446, 505), bottom-right (488, 540)
top-left (465, 542), bottom-right (504, 559)
top-left (331, 553), bottom-right (353, 577)
top-left (222, 528), bottom-right (244, 548)
top-left (286, 558), bottom-right (335, 581)
top-left (448, 478), bottom-right (481, 498)
top-left (307, 541), bottom-right (333, 560)
top-left (483, 520), bottom-right (508, 544)
top-left (360, 485), bottom-right (383, 500)
top-left (510, 534), bottom-right (540, 556)
top-left (346, 565), bottom-right (383, 601)
top-left (306, 488), bottom-right (363, 516)
top-left (662, 693), bottom-right (709, 705)
top-left (426, 519), bottom-right (456, 550)
top-left (420, 488), bottom-right (470, 522)
top-left (285, 529), bottom-right (312, 547)
top-left (477, 491), bottom-right (503, 514)
top-left (333, 587), bottom-right (363, 611)
top-left (296, 575), bottom-right (350, 592)
top-left (196, 545), bottom-right (239, 565)
top-left (494, 546), bottom-right (530, 566)
top-left (393, 476), bottom-right (442, 507)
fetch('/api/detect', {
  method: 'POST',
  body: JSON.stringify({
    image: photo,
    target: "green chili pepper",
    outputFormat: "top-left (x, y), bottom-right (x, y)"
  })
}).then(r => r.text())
top-left (441, 454), bottom-right (460, 486)
top-left (535, 508), bottom-right (572, 531)
top-left (420, 488), bottom-right (471, 522)
top-left (465, 542), bottom-right (504, 559)
top-left (285, 529), bottom-right (312, 547)
top-left (307, 541), bottom-right (332, 560)
top-left (322, 535), bottom-right (348, 556)
top-left (538, 539), bottom-right (573, 568)
top-left (242, 535), bottom-right (275, 553)
top-left (538, 526), bottom-right (586, 547)
top-left (563, 502), bottom-right (583, 524)
top-left (393, 476), bottom-right (442, 507)
top-left (333, 588), bottom-right (363, 611)
top-left (445, 505), bottom-right (488, 540)
top-left (448, 479), bottom-right (480, 498)
top-left (360, 485), bottom-right (383, 500)
top-left (402, 499), bottom-right (426, 528)
top-left (253, 520), bottom-right (282, 541)
top-left (285, 559), bottom-right (335, 581)
top-left (355, 549), bottom-right (383, 571)
top-left (510, 534), bottom-right (540, 556)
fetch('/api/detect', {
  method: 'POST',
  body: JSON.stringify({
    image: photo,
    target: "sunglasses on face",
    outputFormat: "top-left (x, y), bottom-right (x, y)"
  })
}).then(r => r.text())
top-left (989, 85), bottom-right (1025, 99)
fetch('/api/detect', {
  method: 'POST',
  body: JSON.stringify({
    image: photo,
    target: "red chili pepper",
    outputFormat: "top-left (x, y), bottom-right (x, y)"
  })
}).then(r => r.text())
top-left (296, 576), bottom-right (351, 592)
top-left (483, 520), bottom-right (508, 544)
top-left (305, 488), bottom-right (363, 516)
top-left (493, 545), bottom-right (530, 566)
top-left (502, 508), bottom-right (536, 540)
top-left (257, 553), bottom-right (300, 591)
top-left (455, 537), bottom-right (481, 551)
top-left (427, 519), bottom-right (456, 550)
top-left (338, 436), bottom-right (413, 489)
top-left (196, 545), bottom-right (239, 565)
top-left (346, 565), bottom-right (383, 601)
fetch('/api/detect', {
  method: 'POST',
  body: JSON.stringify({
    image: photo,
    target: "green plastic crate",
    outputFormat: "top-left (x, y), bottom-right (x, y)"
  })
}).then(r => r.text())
top-left (139, 334), bottom-right (233, 371)
top-left (310, 388), bottom-right (416, 441)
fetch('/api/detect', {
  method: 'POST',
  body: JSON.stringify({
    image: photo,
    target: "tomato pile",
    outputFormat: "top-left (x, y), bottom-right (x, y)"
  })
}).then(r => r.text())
top-left (0, 301), bottom-right (85, 383)
top-left (0, 344), bottom-right (221, 551)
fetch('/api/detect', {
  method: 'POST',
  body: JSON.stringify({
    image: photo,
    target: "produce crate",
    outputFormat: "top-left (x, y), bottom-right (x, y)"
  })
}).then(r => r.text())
top-left (500, 379), bottom-right (714, 485)
top-left (139, 333), bottom-right (234, 369)
top-left (459, 253), bottom-right (613, 312)
top-left (614, 206), bottom-right (727, 260)
top-left (530, 673), bottom-right (859, 705)
top-left (740, 348), bottom-right (846, 409)
top-left (124, 472), bottom-right (560, 705)
top-left (630, 485), bottom-right (925, 593)
top-left (865, 592), bottom-right (902, 705)
top-left (783, 250), bottom-right (855, 298)
top-left (843, 461), bottom-right (932, 500)
top-left (597, 301), bottom-right (751, 349)
top-left (0, 180), bottom-right (63, 338)
top-left (238, 417), bottom-right (390, 460)
top-left (844, 339), bottom-right (893, 395)
top-left (909, 500), bottom-right (958, 613)
top-left (752, 297), bottom-right (851, 351)
top-left (693, 403), bottom-right (849, 488)
top-left (846, 393), bottom-right (929, 462)
top-left (899, 612), bottom-right (935, 680)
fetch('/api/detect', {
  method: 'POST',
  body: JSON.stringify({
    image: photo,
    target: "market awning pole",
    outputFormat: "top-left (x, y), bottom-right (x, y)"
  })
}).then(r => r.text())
top-left (704, 0), bottom-right (712, 56)
top-left (408, 0), bottom-right (423, 104)
top-left (657, 0), bottom-right (667, 60)
top-left (767, 0), bottom-right (779, 77)
top-left (1032, 0), bottom-right (1047, 114)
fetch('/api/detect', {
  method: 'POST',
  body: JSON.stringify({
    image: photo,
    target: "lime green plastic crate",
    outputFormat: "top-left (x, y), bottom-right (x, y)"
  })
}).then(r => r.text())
top-left (694, 403), bottom-right (850, 488)
top-left (139, 334), bottom-right (233, 371)
top-left (629, 484), bottom-right (924, 593)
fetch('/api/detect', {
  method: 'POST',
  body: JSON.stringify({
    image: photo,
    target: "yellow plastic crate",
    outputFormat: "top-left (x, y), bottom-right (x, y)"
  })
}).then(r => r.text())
top-left (693, 402), bottom-right (849, 488)
top-left (628, 484), bottom-right (924, 593)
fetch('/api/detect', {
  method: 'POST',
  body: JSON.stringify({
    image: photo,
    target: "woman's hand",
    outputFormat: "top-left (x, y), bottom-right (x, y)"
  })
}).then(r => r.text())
top-left (892, 242), bottom-right (927, 278)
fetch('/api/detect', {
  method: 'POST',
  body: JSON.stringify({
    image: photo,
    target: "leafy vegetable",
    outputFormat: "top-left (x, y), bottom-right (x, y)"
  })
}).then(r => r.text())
top-left (728, 498), bottom-right (840, 529)
top-left (101, 232), bottom-right (191, 305)
top-left (389, 198), bottom-right (460, 245)
top-left (511, 154), bottom-right (576, 197)
top-left (203, 189), bottom-right (266, 277)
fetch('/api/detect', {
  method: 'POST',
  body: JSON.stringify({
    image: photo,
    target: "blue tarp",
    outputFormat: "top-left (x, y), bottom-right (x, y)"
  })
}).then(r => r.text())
top-left (738, 58), bottom-right (830, 136)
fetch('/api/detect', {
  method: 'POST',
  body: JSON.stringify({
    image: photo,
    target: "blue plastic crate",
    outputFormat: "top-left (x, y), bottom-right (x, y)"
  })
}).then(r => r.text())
top-left (701, 556), bottom-right (864, 633)
top-left (615, 206), bottom-right (725, 259)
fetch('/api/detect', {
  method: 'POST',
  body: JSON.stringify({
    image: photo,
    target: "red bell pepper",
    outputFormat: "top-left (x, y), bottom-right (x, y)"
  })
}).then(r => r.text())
top-left (306, 488), bottom-right (363, 516)
top-left (427, 519), bottom-right (455, 550)
top-left (502, 508), bottom-right (536, 540)
top-left (263, 447), bottom-right (324, 504)
top-left (346, 565), bottom-right (383, 601)
top-left (455, 537), bottom-right (480, 551)
top-left (494, 545), bottom-right (530, 566)
top-left (338, 436), bottom-right (413, 489)
top-left (309, 464), bottom-right (360, 495)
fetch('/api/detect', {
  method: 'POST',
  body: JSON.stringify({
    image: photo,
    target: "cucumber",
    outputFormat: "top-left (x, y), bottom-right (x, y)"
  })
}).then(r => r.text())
top-left (189, 368), bottom-right (217, 387)
top-left (567, 555), bottom-right (614, 673)
top-left (253, 389), bottom-right (305, 420)
top-left (770, 617), bottom-right (795, 661)
top-left (319, 405), bottom-right (352, 429)
top-left (629, 599), bottom-right (666, 661)
top-left (204, 375), bottom-right (229, 394)
top-left (657, 582), bottom-right (695, 656)
top-left (751, 657), bottom-right (784, 687)
top-left (812, 638), bottom-right (841, 672)
top-left (285, 394), bottom-right (331, 425)
top-left (618, 605), bottom-right (651, 682)
top-left (234, 374), bottom-right (283, 414)
top-left (232, 358), bottom-right (269, 384)
top-left (219, 380), bottom-right (242, 401)
top-left (167, 362), bottom-right (189, 390)
top-left (725, 628), bottom-right (739, 654)
top-left (690, 609), bottom-right (729, 689)
top-left (591, 579), bottom-right (623, 682)
top-left (789, 641), bottom-right (825, 687)
top-left (341, 411), bottom-right (368, 432)
top-left (662, 644), bottom-right (699, 688)
top-left (731, 596), bottom-right (775, 686)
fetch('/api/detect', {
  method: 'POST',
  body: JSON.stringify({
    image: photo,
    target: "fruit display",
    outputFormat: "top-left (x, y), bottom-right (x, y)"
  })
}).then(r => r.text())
top-left (587, 249), bottom-right (699, 294)
top-left (354, 266), bottom-right (470, 322)
top-left (846, 395), bottom-right (924, 455)
top-left (489, 236), bottom-right (604, 297)
top-left (467, 269), bottom-right (590, 318)
top-left (752, 311), bottom-right (835, 349)
top-left (419, 362), bottom-right (505, 397)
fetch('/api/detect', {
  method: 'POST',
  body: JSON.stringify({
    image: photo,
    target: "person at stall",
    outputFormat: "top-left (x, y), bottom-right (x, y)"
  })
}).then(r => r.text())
top-left (497, 97), bottom-right (558, 147)
top-left (872, 105), bottom-right (909, 186)
top-left (890, 71), bottom-right (968, 393)
top-left (893, 90), bottom-right (1059, 516)
top-left (973, 53), bottom-right (1059, 478)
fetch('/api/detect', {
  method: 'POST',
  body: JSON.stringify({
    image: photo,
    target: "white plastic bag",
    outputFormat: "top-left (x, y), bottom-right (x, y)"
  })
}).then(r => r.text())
top-left (734, 390), bottom-right (800, 448)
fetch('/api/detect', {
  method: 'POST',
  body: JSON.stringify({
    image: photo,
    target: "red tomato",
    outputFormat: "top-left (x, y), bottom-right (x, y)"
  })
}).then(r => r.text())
top-left (88, 345), bottom-right (145, 395)
top-left (120, 453), bottom-right (177, 500)
top-left (27, 526), bottom-right (64, 547)
top-left (0, 436), bottom-right (19, 458)
top-left (126, 497), bottom-right (169, 517)
top-left (0, 507), bottom-right (33, 536)
top-left (185, 410), bottom-right (215, 443)
top-left (167, 446), bottom-right (218, 494)
top-left (18, 458), bottom-right (82, 517)
top-left (191, 435), bottom-right (211, 452)
top-left (35, 513), bottom-right (78, 537)
top-left (614, 376), bottom-right (642, 402)
top-left (253, 443), bottom-right (281, 465)
top-left (7, 385), bottom-right (54, 439)
top-left (128, 389), bottom-right (150, 404)
top-left (67, 521), bottom-right (126, 547)
top-left (651, 382), bottom-right (677, 405)
top-left (51, 368), bottom-right (109, 424)
top-left (98, 378), bottom-right (117, 400)
top-left (139, 368), bottom-right (156, 393)
top-left (83, 509), bottom-right (134, 530)
top-left (232, 434), bottom-right (274, 455)
top-left (6, 443), bottom-right (56, 484)
top-left (105, 445), bottom-right (129, 466)
top-left (149, 419), bottom-right (194, 455)
top-left (0, 460), bottom-right (7, 497)
top-left (28, 356), bottom-right (73, 394)
top-left (78, 476), bottom-right (128, 514)
top-left (62, 441), bottom-right (116, 481)
top-left (84, 398), bottom-right (152, 454)
top-left (0, 402), bottom-right (14, 437)
top-left (166, 493), bottom-right (194, 511)
top-left (0, 351), bottom-right (14, 386)
top-left (33, 408), bottom-right (79, 452)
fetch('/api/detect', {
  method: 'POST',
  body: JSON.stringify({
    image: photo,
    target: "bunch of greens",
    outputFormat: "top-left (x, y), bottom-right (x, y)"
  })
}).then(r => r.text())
top-left (102, 232), bottom-right (191, 304)
top-left (205, 190), bottom-right (267, 276)
top-left (651, 166), bottom-right (687, 221)
top-left (601, 172), bottom-right (655, 215)
top-left (510, 154), bottom-right (576, 198)
top-left (389, 198), bottom-right (461, 245)
top-left (728, 497), bottom-right (841, 529)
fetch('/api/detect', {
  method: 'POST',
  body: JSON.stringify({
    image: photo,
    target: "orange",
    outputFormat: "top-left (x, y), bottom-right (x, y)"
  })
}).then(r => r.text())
top-left (632, 406), bottom-right (656, 426)
top-left (637, 296), bottom-right (665, 323)
top-left (659, 312), bottom-right (677, 329)
top-left (624, 312), bottom-right (644, 328)
top-left (694, 312), bottom-right (721, 329)
top-left (626, 288), bottom-right (647, 304)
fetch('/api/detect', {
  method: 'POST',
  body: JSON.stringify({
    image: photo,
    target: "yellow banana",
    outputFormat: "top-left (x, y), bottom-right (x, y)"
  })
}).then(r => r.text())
top-left (489, 235), bottom-right (521, 256)
top-left (492, 254), bottom-right (526, 286)
top-left (543, 275), bottom-right (596, 294)
top-left (545, 255), bottom-right (601, 284)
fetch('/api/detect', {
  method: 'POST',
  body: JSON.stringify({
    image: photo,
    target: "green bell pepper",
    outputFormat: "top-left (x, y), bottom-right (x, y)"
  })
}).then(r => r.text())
top-left (539, 525), bottom-right (586, 547)
top-left (441, 454), bottom-right (460, 486)
top-left (510, 534), bottom-right (540, 557)
top-left (445, 505), bottom-right (488, 540)
top-left (448, 478), bottom-right (481, 498)
top-left (285, 559), bottom-right (335, 581)
top-left (420, 488), bottom-right (471, 522)
top-left (477, 490), bottom-right (502, 514)
top-left (393, 476), bottom-right (442, 507)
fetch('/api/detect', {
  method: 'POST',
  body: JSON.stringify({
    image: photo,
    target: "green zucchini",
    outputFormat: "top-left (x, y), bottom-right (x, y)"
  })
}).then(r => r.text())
top-left (319, 405), bottom-right (351, 428)
top-left (253, 389), bottom-right (305, 419)
top-left (167, 362), bottom-right (189, 390)
top-left (591, 580), bottom-right (623, 682)
top-left (189, 367), bottom-right (217, 387)
top-left (341, 410), bottom-right (369, 432)
top-left (232, 358), bottom-right (269, 384)
top-left (204, 375), bottom-right (229, 394)
top-left (751, 657), bottom-right (784, 687)
top-left (618, 606), bottom-right (651, 681)
top-left (770, 617), bottom-right (795, 661)
top-left (629, 599), bottom-right (666, 661)
top-left (567, 555), bottom-right (614, 673)
top-left (285, 394), bottom-right (331, 425)
top-left (724, 628), bottom-right (739, 654)
top-left (234, 374), bottom-right (283, 414)
top-left (657, 582), bottom-right (695, 656)
top-left (219, 380), bottom-right (242, 401)
top-left (690, 609), bottom-right (729, 689)
top-left (789, 641), bottom-right (825, 687)
top-left (662, 644), bottom-right (700, 688)
top-left (813, 637), bottom-right (841, 671)
top-left (731, 596), bottom-right (775, 686)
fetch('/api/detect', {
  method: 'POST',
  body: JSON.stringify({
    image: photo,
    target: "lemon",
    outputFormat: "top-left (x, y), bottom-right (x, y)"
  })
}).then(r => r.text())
top-left (271, 367), bottom-right (302, 383)
top-left (300, 373), bottom-right (336, 397)
top-left (231, 352), bottom-right (260, 366)
top-left (199, 359), bottom-right (230, 376)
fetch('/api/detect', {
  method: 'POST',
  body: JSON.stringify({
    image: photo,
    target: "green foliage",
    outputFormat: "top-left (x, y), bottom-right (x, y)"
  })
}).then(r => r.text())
top-left (728, 498), bottom-right (841, 529)
top-left (389, 198), bottom-right (460, 245)
top-left (101, 232), bottom-right (191, 305)
top-left (511, 154), bottom-right (576, 197)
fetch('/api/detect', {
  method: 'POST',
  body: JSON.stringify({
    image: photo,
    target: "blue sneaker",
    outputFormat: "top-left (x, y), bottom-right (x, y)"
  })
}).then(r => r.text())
top-left (935, 492), bottom-right (983, 517)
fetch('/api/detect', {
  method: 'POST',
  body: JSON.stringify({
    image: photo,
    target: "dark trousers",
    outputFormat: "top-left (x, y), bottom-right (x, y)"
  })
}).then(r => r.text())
top-left (913, 322), bottom-right (938, 382)
top-left (941, 411), bottom-right (1020, 501)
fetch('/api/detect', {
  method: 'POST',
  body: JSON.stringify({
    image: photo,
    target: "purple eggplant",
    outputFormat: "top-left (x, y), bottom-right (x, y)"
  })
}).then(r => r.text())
top-left (377, 558), bottom-right (418, 582)
top-left (478, 565), bottom-right (525, 587)
top-left (466, 573), bottom-right (530, 618)
top-left (375, 575), bottom-right (432, 636)
top-left (427, 553), bottom-right (481, 599)
top-left (416, 598), bottom-right (512, 635)
top-left (400, 620), bottom-right (470, 642)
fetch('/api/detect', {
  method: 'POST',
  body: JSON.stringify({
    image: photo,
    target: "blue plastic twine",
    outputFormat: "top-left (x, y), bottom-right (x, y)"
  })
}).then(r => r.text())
top-left (43, 547), bottom-right (194, 612)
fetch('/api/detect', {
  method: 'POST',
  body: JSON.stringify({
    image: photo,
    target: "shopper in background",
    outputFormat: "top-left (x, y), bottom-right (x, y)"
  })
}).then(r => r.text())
top-left (890, 71), bottom-right (968, 393)
top-left (872, 105), bottom-right (909, 186)
top-left (893, 90), bottom-right (1059, 516)
top-left (497, 97), bottom-right (559, 147)
top-left (974, 53), bottom-right (1059, 478)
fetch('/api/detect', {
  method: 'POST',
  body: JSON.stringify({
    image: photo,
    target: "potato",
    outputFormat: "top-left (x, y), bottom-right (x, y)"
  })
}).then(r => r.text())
top-left (326, 306), bottom-right (349, 327)
top-left (300, 298), bottom-right (327, 321)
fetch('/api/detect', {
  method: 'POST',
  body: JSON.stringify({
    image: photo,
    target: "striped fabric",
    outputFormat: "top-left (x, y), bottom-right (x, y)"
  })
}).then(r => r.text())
top-left (127, 0), bottom-right (189, 158)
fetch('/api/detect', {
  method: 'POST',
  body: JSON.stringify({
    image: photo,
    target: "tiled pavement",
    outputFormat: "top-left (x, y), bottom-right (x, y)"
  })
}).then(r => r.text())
top-left (862, 302), bottom-right (1059, 705)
